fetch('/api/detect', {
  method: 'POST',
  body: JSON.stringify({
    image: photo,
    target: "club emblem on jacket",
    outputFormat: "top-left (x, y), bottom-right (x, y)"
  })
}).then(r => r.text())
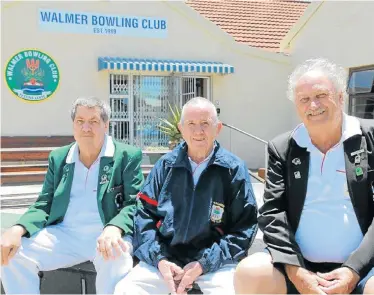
top-left (210, 202), bottom-right (224, 223)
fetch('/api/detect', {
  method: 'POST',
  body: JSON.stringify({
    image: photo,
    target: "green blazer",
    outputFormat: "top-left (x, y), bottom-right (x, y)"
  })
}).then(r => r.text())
top-left (17, 140), bottom-right (144, 238)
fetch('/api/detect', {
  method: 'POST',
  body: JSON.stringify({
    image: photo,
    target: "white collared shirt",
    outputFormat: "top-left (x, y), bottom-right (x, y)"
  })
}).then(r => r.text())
top-left (60, 135), bottom-right (115, 234)
top-left (293, 114), bottom-right (364, 263)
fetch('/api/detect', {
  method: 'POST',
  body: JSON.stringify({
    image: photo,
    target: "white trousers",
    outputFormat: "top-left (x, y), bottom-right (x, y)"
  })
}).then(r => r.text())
top-left (114, 261), bottom-right (237, 295)
top-left (1, 224), bottom-right (133, 294)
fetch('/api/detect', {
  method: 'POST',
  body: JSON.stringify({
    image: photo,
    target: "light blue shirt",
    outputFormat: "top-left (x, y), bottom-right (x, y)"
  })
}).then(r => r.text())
top-left (293, 114), bottom-right (363, 263)
top-left (60, 135), bottom-right (115, 234)
top-left (188, 145), bottom-right (216, 186)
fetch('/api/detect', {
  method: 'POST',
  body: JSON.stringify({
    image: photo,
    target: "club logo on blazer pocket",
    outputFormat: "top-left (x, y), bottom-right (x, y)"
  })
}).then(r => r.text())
top-left (210, 202), bottom-right (224, 223)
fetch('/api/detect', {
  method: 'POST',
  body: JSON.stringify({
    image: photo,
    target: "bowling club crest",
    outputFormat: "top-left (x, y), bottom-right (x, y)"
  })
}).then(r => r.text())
top-left (5, 49), bottom-right (60, 103)
top-left (210, 202), bottom-right (224, 223)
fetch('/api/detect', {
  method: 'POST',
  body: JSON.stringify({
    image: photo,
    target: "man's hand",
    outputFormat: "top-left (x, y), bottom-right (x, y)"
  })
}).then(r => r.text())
top-left (286, 264), bottom-right (333, 294)
top-left (317, 267), bottom-right (360, 294)
top-left (176, 261), bottom-right (203, 294)
top-left (96, 226), bottom-right (130, 260)
top-left (1, 225), bottom-right (26, 266)
top-left (158, 260), bottom-right (184, 294)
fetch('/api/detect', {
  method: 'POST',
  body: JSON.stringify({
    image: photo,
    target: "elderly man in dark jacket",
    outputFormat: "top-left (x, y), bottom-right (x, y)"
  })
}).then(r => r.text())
top-left (115, 97), bottom-right (258, 295)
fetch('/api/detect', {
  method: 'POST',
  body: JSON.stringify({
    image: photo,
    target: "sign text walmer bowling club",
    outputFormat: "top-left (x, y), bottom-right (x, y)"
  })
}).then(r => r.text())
top-left (39, 9), bottom-right (168, 38)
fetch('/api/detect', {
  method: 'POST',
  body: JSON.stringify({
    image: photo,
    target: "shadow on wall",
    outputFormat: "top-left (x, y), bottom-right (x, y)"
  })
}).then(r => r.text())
top-left (218, 125), bottom-right (267, 170)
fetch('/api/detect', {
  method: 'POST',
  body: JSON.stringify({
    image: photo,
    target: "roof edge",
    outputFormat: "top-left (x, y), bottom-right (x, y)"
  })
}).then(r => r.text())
top-left (279, 1), bottom-right (325, 53)
top-left (166, 0), bottom-right (291, 64)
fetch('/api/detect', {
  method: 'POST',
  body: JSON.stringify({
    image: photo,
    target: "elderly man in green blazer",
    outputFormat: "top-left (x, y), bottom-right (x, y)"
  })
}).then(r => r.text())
top-left (1, 97), bottom-right (144, 294)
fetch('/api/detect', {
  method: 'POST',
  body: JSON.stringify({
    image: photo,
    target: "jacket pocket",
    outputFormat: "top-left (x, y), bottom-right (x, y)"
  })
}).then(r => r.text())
top-left (157, 216), bottom-right (174, 238)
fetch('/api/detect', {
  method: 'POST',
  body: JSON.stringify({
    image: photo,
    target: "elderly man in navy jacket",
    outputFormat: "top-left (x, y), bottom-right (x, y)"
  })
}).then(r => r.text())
top-left (114, 97), bottom-right (258, 295)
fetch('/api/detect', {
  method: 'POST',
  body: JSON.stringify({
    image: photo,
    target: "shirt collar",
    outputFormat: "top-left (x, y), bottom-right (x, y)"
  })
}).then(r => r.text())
top-left (66, 134), bottom-right (115, 164)
top-left (292, 113), bottom-right (362, 150)
top-left (341, 113), bottom-right (362, 141)
top-left (188, 142), bottom-right (216, 166)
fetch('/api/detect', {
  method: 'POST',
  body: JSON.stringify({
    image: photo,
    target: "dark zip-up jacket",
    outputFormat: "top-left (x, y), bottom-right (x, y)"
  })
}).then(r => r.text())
top-left (133, 141), bottom-right (258, 274)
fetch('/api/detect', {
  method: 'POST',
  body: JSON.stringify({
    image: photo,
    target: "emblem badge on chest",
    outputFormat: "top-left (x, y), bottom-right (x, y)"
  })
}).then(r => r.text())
top-left (100, 174), bottom-right (109, 184)
top-left (210, 202), bottom-right (224, 223)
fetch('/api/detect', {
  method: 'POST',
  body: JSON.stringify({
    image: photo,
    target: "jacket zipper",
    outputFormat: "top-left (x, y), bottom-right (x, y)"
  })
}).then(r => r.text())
top-left (182, 168), bottom-right (207, 242)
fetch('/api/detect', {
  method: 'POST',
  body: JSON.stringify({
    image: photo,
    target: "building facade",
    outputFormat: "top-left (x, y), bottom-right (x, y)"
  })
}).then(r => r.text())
top-left (2, 1), bottom-right (373, 169)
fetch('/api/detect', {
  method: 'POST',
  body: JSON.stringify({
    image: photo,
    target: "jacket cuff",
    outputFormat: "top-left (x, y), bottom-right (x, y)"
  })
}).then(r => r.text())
top-left (342, 259), bottom-right (369, 278)
top-left (267, 247), bottom-right (306, 268)
top-left (106, 219), bottom-right (132, 237)
top-left (154, 254), bottom-right (167, 269)
top-left (15, 222), bottom-right (39, 238)
top-left (198, 257), bottom-right (211, 274)
top-left (104, 223), bottom-right (126, 235)
top-left (13, 223), bottom-right (30, 238)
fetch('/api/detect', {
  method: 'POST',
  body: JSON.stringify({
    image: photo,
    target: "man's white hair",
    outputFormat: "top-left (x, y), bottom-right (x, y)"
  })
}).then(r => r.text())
top-left (287, 58), bottom-right (348, 102)
top-left (180, 97), bottom-right (218, 124)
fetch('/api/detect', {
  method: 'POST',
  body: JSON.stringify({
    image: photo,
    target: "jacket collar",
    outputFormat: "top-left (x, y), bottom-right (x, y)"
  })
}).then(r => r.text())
top-left (169, 141), bottom-right (232, 169)
top-left (65, 134), bottom-right (115, 164)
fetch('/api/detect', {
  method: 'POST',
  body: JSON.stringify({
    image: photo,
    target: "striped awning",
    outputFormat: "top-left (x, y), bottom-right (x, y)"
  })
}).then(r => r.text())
top-left (98, 57), bottom-right (234, 74)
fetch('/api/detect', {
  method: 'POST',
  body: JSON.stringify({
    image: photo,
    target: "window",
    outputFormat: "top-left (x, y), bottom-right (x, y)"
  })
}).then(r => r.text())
top-left (348, 67), bottom-right (374, 119)
top-left (109, 74), bottom-right (211, 148)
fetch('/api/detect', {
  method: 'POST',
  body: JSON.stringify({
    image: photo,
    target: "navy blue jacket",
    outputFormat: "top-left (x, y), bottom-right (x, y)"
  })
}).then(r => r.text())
top-left (133, 142), bottom-right (258, 274)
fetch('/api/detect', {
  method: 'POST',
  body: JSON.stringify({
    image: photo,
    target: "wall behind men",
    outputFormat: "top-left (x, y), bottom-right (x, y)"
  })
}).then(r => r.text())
top-left (2, 1), bottom-right (296, 169)
top-left (287, 0), bottom-right (374, 126)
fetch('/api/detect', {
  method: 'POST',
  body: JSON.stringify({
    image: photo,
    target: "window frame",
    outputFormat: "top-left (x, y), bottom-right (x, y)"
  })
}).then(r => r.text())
top-left (348, 65), bottom-right (374, 118)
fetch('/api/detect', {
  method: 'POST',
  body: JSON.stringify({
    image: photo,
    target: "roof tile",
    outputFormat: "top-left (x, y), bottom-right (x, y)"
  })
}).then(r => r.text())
top-left (186, 0), bottom-right (310, 52)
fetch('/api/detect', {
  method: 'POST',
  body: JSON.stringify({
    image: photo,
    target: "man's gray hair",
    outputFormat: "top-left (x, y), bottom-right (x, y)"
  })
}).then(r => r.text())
top-left (70, 97), bottom-right (111, 122)
top-left (287, 58), bottom-right (348, 102)
top-left (180, 97), bottom-right (218, 124)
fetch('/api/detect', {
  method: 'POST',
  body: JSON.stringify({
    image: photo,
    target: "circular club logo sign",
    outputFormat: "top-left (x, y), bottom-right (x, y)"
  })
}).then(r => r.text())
top-left (5, 50), bottom-right (59, 102)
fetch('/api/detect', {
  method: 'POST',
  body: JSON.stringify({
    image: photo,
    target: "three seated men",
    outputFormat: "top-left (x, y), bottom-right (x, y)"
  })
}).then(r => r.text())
top-left (2, 59), bottom-right (374, 295)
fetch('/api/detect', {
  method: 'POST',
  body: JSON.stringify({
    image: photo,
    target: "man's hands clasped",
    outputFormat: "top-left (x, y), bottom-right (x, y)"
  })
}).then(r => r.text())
top-left (158, 260), bottom-right (203, 294)
top-left (286, 265), bottom-right (360, 294)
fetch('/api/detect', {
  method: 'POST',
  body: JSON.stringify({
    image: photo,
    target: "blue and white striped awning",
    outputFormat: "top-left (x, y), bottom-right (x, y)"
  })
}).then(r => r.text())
top-left (98, 57), bottom-right (234, 74)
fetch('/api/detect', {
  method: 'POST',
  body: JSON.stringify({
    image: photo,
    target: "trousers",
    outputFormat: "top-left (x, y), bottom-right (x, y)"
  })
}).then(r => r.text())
top-left (114, 261), bottom-right (237, 295)
top-left (1, 224), bottom-right (133, 294)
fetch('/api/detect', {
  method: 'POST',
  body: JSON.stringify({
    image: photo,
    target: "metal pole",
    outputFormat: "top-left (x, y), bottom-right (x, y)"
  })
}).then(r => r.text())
top-left (222, 123), bottom-right (267, 144)
top-left (264, 143), bottom-right (268, 178)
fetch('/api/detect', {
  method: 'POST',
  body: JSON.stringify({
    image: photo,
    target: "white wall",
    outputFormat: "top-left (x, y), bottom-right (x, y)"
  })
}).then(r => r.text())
top-left (2, 1), bottom-right (234, 137)
top-left (214, 53), bottom-right (294, 169)
top-left (2, 1), bottom-right (296, 169)
top-left (288, 1), bottom-right (374, 123)
top-left (291, 1), bottom-right (374, 67)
